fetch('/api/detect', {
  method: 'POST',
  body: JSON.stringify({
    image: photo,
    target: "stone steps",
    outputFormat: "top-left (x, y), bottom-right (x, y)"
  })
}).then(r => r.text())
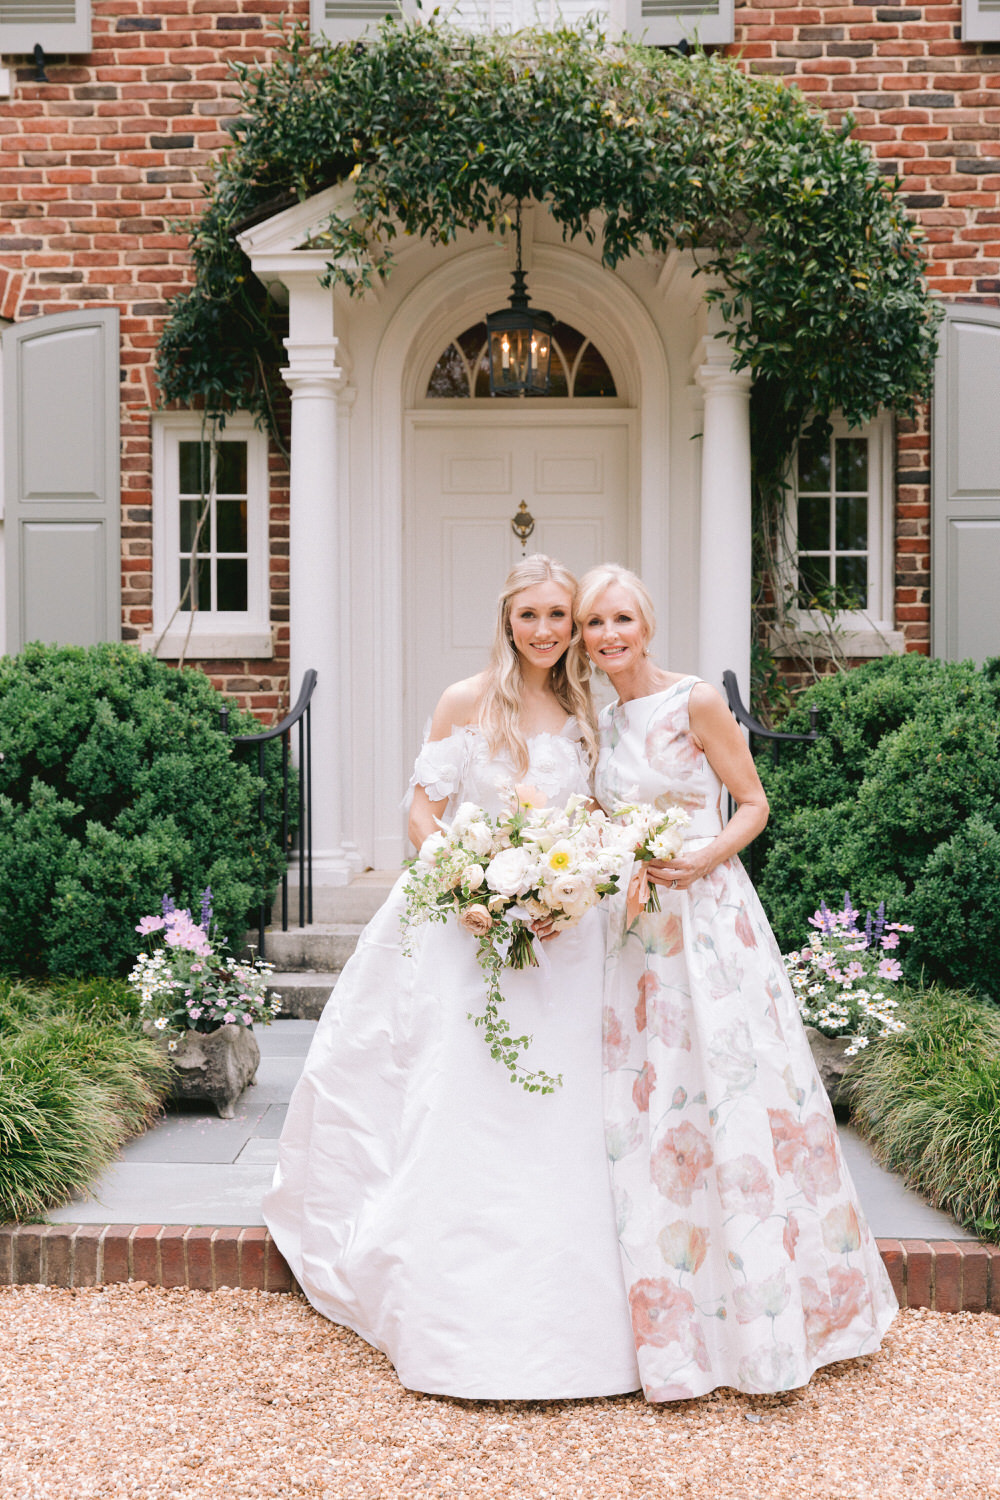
top-left (260, 869), bottom-right (398, 1018)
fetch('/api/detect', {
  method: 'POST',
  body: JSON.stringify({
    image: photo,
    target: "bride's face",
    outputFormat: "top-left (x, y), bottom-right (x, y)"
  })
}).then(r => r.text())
top-left (507, 581), bottom-right (574, 672)
top-left (581, 583), bottom-right (648, 677)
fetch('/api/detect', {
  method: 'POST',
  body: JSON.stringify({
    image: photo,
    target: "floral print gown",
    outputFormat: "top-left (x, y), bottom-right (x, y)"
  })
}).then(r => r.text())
top-left (595, 677), bottom-right (897, 1400)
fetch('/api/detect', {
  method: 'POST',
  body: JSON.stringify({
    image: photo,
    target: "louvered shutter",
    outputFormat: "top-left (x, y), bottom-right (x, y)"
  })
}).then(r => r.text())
top-left (0, 0), bottom-right (91, 53)
top-left (3, 308), bottom-right (121, 652)
top-left (962, 0), bottom-right (1000, 43)
top-left (932, 305), bottom-right (1000, 664)
top-left (624, 0), bottom-right (734, 47)
top-left (311, 0), bottom-right (414, 44)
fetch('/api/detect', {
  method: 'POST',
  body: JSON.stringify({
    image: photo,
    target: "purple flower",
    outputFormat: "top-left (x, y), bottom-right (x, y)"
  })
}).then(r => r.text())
top-left (199, 887), bottom-right (214, 932)
top-left (161, 893), bottom-right (177, 917)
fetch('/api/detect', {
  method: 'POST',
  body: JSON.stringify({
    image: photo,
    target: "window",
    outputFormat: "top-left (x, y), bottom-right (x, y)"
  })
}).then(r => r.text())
top-left (147, 414), bottom-right (272, 660)
top-left (426, 320), bottom-right (618, 400)
top-left (0, 0), bottom-right (91, 54)
top-left (962, 0), bottom-right (1000, 43)
top-left (778, 414), bottom-right (902, 657)
top-left (310, 0), bottom-right (733, 48)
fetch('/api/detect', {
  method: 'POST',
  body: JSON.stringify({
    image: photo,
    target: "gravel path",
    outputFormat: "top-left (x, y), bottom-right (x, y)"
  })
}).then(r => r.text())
top-left (1, 1286), bottom-right (998, 1500)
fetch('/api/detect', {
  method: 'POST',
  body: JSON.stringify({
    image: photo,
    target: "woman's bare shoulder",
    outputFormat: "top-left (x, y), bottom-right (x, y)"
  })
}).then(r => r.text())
top-left (428, 674), bottom-right (485, 738)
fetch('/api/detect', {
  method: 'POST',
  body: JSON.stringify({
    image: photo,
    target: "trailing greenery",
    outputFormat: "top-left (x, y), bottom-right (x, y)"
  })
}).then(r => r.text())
top-left (755, 654), bottom-right (1000, 1001)
top-left (847, 985), bottom-right (1000, 1239)
top-left (0, 977), bottom-right (172, 1223)
top-left (156, 17), bottom-right (938, 487)
top-left (0, 643), bottom-right (287, 978)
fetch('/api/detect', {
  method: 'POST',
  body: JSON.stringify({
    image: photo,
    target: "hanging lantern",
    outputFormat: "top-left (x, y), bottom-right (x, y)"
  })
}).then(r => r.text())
top-left (486, 205), bottom-right (554, 397)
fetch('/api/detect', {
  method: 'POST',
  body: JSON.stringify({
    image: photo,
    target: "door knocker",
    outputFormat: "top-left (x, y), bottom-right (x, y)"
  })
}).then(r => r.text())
top-left (511, 500), bottom-right (535, 554)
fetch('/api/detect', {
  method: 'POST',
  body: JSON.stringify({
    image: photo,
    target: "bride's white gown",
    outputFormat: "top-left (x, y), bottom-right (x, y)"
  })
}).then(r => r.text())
top-left (263, 721), bottom-right (641, 1399)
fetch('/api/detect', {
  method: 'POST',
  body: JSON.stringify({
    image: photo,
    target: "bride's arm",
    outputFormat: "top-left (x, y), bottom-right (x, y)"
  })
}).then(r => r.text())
top-left (405, 677), bottom-right (480, 851)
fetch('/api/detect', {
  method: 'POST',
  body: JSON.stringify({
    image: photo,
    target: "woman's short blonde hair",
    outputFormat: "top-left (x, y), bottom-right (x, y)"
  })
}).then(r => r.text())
top-left (575, 564), bottom-right (657, 647)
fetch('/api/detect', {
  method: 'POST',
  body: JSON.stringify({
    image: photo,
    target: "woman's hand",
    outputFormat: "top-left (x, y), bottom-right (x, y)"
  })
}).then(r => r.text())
top-left (530, 915), bottom-right (559, 942)
top-left (645, 847), bottom-right (717, 892)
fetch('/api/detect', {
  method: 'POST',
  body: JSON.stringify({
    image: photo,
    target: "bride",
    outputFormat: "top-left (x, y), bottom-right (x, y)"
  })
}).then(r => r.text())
top-left (263, 555), bottom-right (640, 1400)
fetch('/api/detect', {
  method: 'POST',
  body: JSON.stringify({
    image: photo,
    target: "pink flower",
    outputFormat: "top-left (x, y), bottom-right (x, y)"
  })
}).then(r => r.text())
top-left (222, 1011), bottom-right (238, 1024)
top-left (845, 961), bottom-right (865, 981)
top-left (734, 906), bottom-right (758, 949)
top-left (603, 1006), bottom-right (630, 1070)
top-left (801, 1267), bottom-right (871, 1357)
top-left (783, 1214), bottom-right (800, 1261)
top-left (716, 1154), bottom-right (774, 1221)
top-left (880, 932), bottom-right (900, 949)
top-left (769, 1109), bottom-right (842, 1205)
top-left (821, 1202), bottom-right (862, 1254)
top-left (135, 915), bottom-right (166, 935)
top-left (632, 1061), bottom-right (656, 1113)
top-left (628, 1278), bottom-right (711, 1371)
top-left (635, 971), bottom-right (659, 1032)
top-left (651, 1122), bottom-right (714, 1205)
top-left (877, 957), bottom-right (902, 981)
top-left (657, 1220), bottom-right (710, 1275)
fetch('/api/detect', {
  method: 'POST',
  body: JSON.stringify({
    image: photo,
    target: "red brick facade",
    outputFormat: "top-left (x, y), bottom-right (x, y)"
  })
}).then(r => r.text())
top-left (2, 0), bottom-right (995, 705)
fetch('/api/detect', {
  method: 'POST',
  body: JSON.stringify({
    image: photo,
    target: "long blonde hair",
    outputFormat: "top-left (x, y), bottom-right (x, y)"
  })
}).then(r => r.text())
top-left (479, 555), bottom-right (598, 774)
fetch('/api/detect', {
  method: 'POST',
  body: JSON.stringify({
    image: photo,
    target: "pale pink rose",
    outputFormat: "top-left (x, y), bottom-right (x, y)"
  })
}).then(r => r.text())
top-left (457, 904), bottom-right (493, 938)
top-left (635, 970), bottom-right (659, 1032)
top-left (783, 1213), bottom-right (800, 1261)
top-left (603, 1006), bottom-right (630, 1070)
top-left (651, 1122), bottom-right (714, 1205)
top-left (632, 1060), bottom-right (656, 1113)
top-left (647, 995), bottom-right (692, 1051)
top-left (716, 1154), bottom-right (774, 1221)
top-left (657, 1220), bottom-right (710, 1275)
top-left (821, 1202), bottom-right (862, 1255)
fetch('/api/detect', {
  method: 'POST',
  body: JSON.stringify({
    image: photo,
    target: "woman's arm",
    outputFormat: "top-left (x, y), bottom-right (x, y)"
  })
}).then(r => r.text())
top-left (405, 677), bottom-right (480, 851)
top-left (646, 683), bottom-right (769, 891)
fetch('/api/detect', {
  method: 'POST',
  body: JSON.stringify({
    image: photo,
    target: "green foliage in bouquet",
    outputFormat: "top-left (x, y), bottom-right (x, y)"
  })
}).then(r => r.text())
top-left (0, 976), bottom-right (171, 1223)
top-left (755, 654), bottom-right (1000, 1002)
top-left (0, 643), bottom-right (287, 978)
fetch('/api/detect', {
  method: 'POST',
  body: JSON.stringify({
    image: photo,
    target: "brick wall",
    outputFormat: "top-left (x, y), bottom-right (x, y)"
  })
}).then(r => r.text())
top-left (0, 0), bottom-right (307, 718)
top-left (3, 1), bottom-right (996, 686)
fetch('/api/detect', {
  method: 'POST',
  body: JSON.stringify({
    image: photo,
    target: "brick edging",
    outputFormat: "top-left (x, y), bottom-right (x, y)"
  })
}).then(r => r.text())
top-left (1, 1228), bottom-right (998, 1311)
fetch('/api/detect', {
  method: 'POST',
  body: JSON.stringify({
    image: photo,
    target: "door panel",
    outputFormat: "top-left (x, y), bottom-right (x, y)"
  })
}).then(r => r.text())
top-left (406, 418), bottom-right (630, 754)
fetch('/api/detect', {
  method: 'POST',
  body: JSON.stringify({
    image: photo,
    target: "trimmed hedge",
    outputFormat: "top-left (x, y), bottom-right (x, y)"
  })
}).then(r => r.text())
top-left (0, 643), bottom-right (287, 977)
top-left (756, 654), bottom-right (1000, 1001)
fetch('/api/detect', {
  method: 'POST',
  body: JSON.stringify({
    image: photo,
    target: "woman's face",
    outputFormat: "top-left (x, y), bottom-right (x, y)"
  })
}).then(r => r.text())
top-left (580, 583), bottom-right (648, 678)
top-left (507, 581), bottom-right (574, 671)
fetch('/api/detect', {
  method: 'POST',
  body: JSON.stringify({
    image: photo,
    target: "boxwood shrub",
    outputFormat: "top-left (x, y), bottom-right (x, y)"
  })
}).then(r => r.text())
top-left (755, 654), bottom-right (1000, 1002)
top-left (0, 643), bottom-right (287, 977)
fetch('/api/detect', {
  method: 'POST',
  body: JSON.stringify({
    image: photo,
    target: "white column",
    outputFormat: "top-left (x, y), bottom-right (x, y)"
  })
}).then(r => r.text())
top-left (281, 270), bottom-right (353, 886)
top-left (695, 314), bottom-right (753, 702)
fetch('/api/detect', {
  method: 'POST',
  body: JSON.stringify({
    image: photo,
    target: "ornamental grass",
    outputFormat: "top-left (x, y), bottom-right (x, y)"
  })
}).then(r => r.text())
top-left (847, 983), bottom-right (1000, 1239)
top-left (0, 978), bottom-right (172, 1224)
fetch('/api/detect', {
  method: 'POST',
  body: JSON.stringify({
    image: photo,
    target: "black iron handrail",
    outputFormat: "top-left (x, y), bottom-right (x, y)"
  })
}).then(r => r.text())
top-left (722, 670), bottom-right (820, 881)
top-left (219, 669), bottom-right (317, 958)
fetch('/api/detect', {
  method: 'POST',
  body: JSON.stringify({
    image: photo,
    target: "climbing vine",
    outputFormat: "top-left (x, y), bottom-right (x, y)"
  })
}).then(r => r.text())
top-left (156, 18), bottom-right (941, 700)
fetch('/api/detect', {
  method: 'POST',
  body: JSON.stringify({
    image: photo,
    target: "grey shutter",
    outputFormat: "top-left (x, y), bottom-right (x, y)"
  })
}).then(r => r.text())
top-left (0, 0), bottom-right (91, 54)
top-left (932, 304), bottom-right (1000, 665)
top-left (624, 0), bottom-right (734, 46)
top-left (3, 308), bottom-right (120, 652)
top-left (962, 0), bottom-right (1000, 43)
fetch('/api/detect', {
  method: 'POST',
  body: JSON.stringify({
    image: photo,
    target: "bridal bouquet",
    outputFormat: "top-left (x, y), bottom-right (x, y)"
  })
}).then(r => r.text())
top-left (611, 802), bottom-right (691, 918)
top-left (403, 795), bottom-right (628, 1093)
top-left (784, 893), bottom-right (911, 1057)
top-left (129, 891), bottom-right (281, 1047)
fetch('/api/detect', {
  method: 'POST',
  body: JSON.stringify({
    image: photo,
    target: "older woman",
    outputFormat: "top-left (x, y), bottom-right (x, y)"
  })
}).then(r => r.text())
top-left (578, 563), bottom-right (897, 1402)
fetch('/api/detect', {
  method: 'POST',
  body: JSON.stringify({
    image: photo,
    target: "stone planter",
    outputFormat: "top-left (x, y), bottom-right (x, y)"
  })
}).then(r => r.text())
top-left (805, 1026), bottom-right (858, 1111)
top-left (145, 1022), bottom-right (260, 1119)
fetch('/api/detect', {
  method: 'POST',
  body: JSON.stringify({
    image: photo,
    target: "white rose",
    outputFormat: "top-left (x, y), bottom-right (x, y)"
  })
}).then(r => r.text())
top-left (485, 845), bottom-right (533, 899)
top-left (461, 864), bottom-right (485, 890)
top-left (647, 826), bottom-right (685, 860)
top-left (463, 821), bottom-right (493, 858)
top-left (450, 802), bottom-right (484, 835)
top-left (418, 831), bottom-right (447, 864)
top-left (548, 870), bottom-right (599, 917)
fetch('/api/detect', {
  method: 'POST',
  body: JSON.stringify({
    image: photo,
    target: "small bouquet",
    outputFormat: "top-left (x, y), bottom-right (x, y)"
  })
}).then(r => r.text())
top-left (403, 794), bottom-right (627, 1093)
top-left (612, 802), bottom-right (691, 920)
top-left (128, 890), bottom-right (281, 1051)
top-left (784, 893), bottom-right (911, 1057)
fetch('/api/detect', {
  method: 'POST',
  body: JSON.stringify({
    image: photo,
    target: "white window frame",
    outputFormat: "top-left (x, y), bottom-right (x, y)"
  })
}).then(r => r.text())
top-left (962, 0), bottom-right (1000, 44)
top-left (773, 412), bottom-right (904, 659)
top-left (624, 0), bottom-right (733, 47)
top-left (144, 412), bottom-right (272, 660)
top-left (0, 0), bottom-right (91, 54)
top-left (310, 0), bottom-right (644, 46)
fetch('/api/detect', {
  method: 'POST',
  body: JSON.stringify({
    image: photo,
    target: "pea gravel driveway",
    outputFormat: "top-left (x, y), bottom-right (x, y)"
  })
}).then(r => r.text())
top-left (1, 1286), bottom-right (997, 1500)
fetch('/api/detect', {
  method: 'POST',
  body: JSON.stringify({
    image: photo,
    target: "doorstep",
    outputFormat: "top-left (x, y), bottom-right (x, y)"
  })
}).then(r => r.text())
top-left (1, 1224), bottom-right (998, 1313)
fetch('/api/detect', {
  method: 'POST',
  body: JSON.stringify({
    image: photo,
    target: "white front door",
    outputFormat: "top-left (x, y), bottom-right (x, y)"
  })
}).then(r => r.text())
top-left (404, 411), bottom-right (633, 755)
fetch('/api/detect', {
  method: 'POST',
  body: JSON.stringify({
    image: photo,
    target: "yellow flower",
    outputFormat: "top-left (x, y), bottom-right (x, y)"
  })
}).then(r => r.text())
top-left (547, 843), bottom-right (572, 873)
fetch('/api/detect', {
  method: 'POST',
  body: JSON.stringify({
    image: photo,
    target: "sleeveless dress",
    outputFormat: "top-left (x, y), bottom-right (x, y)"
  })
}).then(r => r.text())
top-left (594, 677), bottom-right (897, 1401)
top-left (263, 721), bottom-right (641, 1400)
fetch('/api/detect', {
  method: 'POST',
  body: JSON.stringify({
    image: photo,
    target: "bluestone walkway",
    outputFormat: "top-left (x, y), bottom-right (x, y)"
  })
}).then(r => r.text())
top-left (47, 1018), bottom-right (974, 1241)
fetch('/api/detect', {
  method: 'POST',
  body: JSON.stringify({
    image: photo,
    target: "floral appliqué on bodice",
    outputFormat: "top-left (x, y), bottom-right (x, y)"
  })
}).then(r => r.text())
top-left (410, 719), bottom-right (591, 818)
